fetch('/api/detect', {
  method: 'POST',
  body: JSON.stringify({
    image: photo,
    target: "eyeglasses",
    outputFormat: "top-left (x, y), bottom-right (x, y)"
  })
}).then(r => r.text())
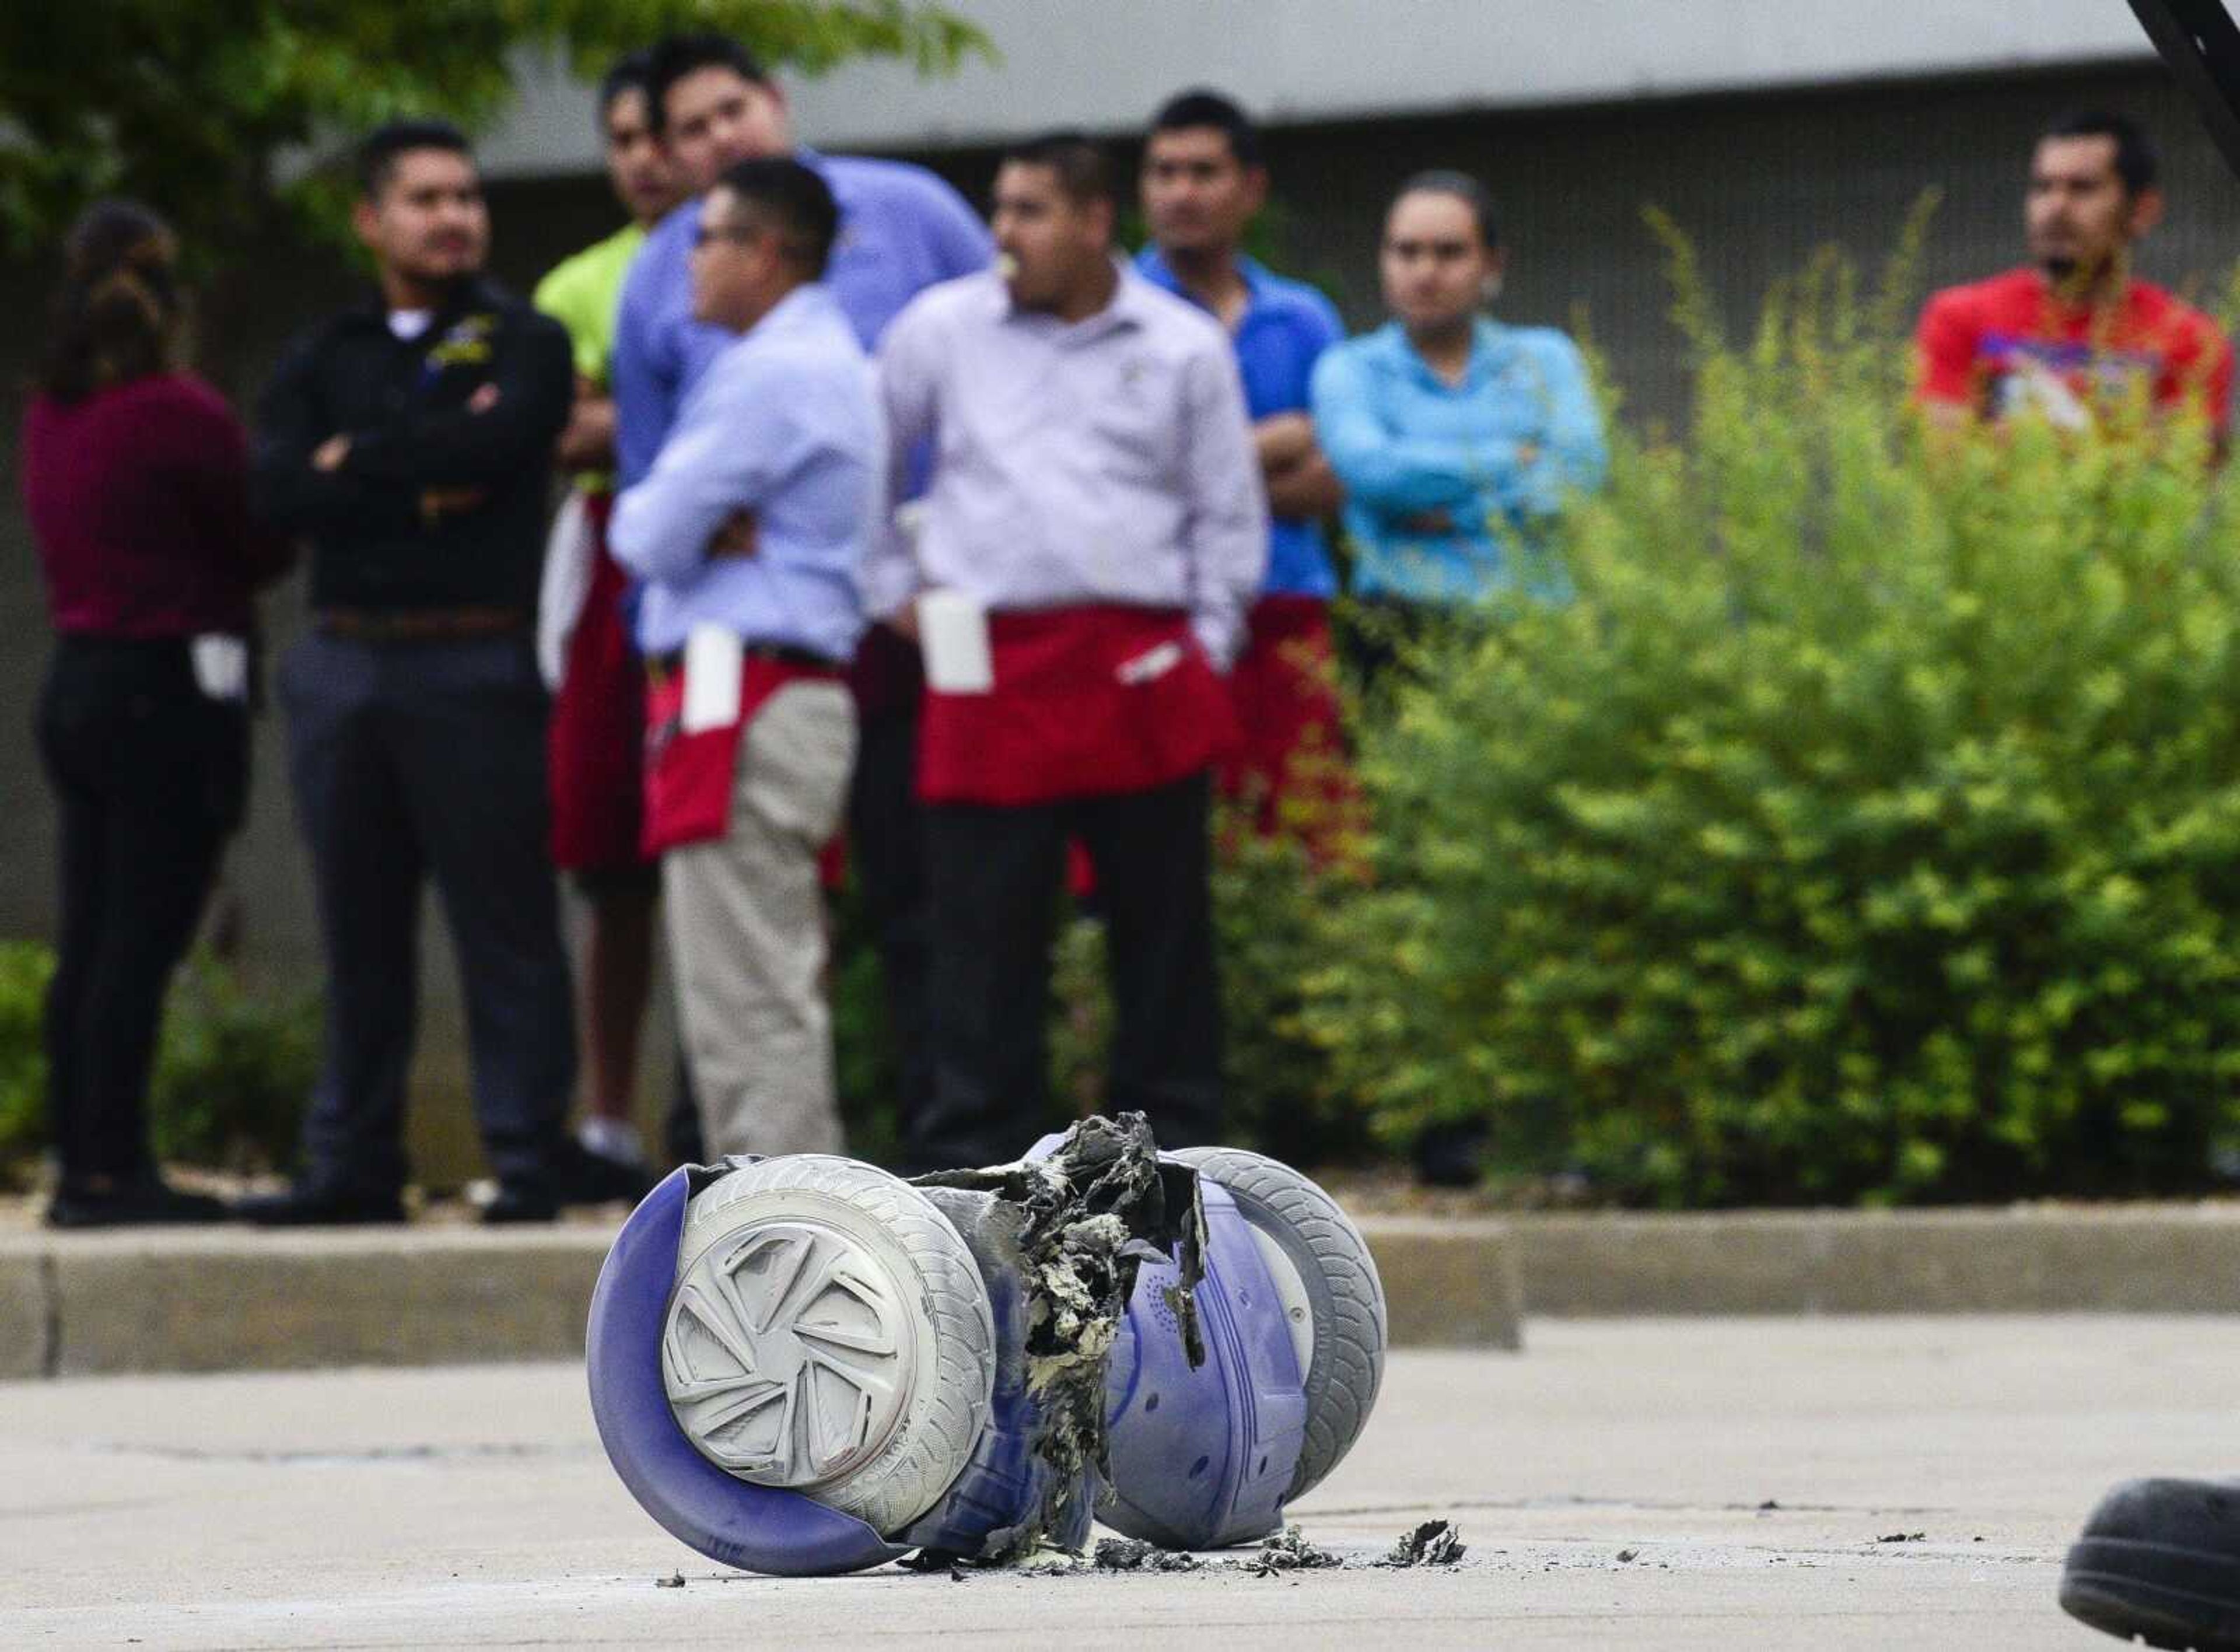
top-left (692, 222), bottom-right (758, 251)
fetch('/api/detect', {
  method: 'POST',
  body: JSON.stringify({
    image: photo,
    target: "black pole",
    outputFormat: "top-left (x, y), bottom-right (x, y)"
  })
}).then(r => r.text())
top-left (2126, 0), bottom-right (2240, 177)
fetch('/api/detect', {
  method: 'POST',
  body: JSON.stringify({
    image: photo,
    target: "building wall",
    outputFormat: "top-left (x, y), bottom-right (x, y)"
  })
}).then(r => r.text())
top-left (481, 0), bottom-right (2155, 172)
top-left (3, 54), bottom-right (2236, 1183)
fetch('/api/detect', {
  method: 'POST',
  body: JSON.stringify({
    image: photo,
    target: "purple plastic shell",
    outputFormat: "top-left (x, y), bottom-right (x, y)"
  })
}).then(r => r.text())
top-left (1102, 1177), bottom-right (1310, 1549)
top-left (583, 1166), bottom-right (911, 1576)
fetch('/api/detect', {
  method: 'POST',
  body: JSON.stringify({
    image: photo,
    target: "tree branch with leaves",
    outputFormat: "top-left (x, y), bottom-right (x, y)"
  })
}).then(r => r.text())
top-left (0, 1), bottom-right (986, 260)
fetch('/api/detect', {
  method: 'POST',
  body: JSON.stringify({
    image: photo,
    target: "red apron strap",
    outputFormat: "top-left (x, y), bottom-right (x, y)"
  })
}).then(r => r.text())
top-left (641, 653), bottom-right (839, 855)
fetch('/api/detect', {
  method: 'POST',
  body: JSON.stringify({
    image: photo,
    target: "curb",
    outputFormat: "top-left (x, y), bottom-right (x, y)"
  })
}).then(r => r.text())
top-left (0, 1216), bottom-right (1522, 1379)
top-left (10, 1205), bottom-right (2235, 1380)
top-left (1505, 1205), bottom-right (2240, 1316)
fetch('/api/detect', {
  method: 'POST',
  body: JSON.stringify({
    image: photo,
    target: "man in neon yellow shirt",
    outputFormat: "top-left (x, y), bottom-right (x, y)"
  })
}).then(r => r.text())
top-left (535, 51), bottom-right (685, 1189)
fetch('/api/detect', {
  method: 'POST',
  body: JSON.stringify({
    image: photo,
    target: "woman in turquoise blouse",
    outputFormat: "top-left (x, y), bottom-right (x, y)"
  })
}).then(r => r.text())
top-left (1311, 174), bottom-right (1606, 1187)
top-left (1311, 171), bottom-right (1605, 615)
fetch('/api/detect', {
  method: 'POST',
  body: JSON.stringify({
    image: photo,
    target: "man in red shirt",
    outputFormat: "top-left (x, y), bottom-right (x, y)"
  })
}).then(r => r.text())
top-left (1916, 111), bottom-right (2232, 437)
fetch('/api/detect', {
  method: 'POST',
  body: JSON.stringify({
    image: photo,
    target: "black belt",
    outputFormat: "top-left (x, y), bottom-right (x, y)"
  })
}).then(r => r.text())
top-left (317, 607), bottom-right (527, 642)
top-left (645, 642), bottom-right (840, 680)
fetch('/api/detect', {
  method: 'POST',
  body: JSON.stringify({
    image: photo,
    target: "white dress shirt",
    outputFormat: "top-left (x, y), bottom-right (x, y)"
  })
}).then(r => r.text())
top-left (868, 265), bottom-right (1268, 667)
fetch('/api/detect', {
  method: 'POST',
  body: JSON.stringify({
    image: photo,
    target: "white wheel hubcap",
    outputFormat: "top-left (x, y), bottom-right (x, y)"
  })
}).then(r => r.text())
top-left (663, 1220), bottom-right (915, 1488)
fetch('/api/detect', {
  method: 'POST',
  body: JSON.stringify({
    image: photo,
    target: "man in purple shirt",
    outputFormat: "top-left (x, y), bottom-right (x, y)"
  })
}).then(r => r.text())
top-left (1136, 88), bottom-right (1351, 848)
top-left (870, 132), bottom-right (1266, 1170)
top-left (611, 31), bottom-right (991, 1161)
top-left (613, 34), bottom-right (990, 485)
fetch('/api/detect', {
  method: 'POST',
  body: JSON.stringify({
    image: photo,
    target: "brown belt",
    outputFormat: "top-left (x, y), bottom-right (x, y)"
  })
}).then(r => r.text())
top-left (317, 607), bottom-right (527, 642)
top-left (644, 642), bottom-right (840, 683)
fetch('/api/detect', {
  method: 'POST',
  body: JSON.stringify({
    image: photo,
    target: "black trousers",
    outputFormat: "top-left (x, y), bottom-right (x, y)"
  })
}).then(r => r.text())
top-left (849, 708), bottom-right (935, 1147)
top-left (37, 638), bottom-right (245, 1187)
top-left (280, 631), bottom-right (575, 1196)
top-left (913, 770), bottom-right (1223, 1171)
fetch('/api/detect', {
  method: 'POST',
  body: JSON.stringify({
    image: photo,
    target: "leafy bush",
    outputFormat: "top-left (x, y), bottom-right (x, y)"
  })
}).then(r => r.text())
top-left (0, 942), bottom-right (52, 1180)
top-left (1306, 214), bottom-right (2240, 1205)
top-left (0, 943), bottom-right (317, 1177)
top-left (148, 953), bottom-right (318, 1171)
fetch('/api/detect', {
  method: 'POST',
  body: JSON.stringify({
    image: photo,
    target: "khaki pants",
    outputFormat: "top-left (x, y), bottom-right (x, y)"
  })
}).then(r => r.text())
top-left (663, 679), bottom-right (856, 1159)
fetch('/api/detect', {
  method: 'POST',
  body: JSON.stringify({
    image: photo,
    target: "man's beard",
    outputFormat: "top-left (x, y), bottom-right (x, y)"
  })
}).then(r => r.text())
top-left (2042, 256), bottom-right (2078, 282)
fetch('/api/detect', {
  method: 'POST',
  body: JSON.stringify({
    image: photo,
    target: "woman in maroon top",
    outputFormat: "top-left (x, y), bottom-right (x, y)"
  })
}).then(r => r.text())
top-left (22, 201), bottom-right (293, 1227)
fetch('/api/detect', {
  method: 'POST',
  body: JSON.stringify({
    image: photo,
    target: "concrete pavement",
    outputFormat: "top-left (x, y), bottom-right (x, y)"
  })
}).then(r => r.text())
top-left (5, 1315), bottom-right (2230, 1647)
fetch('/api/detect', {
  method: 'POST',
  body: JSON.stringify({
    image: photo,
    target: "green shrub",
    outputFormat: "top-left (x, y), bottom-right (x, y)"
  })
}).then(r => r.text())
top-left (1307, 214), bottom-right (2240, 1205)
top-left (0, 943), bottom-right (317, 1177)
top-left (0, 942), bottom-right (53, 1180)
top-left (148, 953), bottom-right (318, 1171)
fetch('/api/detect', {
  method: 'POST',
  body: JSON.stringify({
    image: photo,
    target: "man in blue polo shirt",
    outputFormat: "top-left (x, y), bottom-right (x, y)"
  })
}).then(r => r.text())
top-left (1136, 89), bottom-right (1351, 845)
top-left (613, 31), bottom-right (991, 1161)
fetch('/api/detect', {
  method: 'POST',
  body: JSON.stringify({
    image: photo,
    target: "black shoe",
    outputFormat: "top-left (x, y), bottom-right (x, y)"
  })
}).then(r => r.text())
top-left (46, 1177), bottom-right (229, 1230)
top-left (556, 1140), bottom-right (656, 1207)
top-left (2061, 1477), bottom-right (2240, 1649)
top-left (480, 1181), bottom-right (560, 1226)
top-left (235, 1181), bottom-right (406, 1227)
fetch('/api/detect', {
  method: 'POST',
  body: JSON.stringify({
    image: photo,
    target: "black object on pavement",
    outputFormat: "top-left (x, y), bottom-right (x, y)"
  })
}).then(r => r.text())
top-left (2060, 1476), bottom-right (2240, 1650)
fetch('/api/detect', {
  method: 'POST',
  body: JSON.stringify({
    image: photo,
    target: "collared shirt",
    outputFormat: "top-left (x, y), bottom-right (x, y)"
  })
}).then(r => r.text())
top-left (535, 221), bottom-right (646, 494)
top-left (611, 150), bottom-right (991, 489)
top-left (870, 267), bottom-right (1268, 668)
top-left (1135, 246), bottom-right (1343, 600)
top-left (1311, 316), bottom-right (1605, 604)
top-left (609, 285), bottom-right (881, 662)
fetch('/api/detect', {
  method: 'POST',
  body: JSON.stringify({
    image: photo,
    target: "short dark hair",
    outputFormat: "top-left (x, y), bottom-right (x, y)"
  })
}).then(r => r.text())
top-left (999, 131), bottom-right (1116, 208)
top-left (2039, 110), bottom-right (2161, 195)
top-left (1149, 88), bottom-right (1263, 168)
top-left (713, 157), bottom-right (841, 278)
top-left (1393, 169), bottom-right (1499, 249)
top-left (645, 32), bottom-right (769, 136)
top-left (597, 50), bottom-right (656, 124)
top-left (36, 199), bottom-right (181, 402)
top-left (357, 118), bottom-right (473, 200)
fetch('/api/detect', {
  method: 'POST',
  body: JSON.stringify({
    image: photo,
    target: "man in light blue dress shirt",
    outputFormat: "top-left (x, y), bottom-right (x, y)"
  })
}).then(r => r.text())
top-left (610, 158), bottom-right (883, 1161)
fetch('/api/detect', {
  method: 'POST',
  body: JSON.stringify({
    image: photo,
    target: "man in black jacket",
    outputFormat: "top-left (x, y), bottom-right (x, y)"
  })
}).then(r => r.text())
top-left (243, 120), bottom-right (601, 1224)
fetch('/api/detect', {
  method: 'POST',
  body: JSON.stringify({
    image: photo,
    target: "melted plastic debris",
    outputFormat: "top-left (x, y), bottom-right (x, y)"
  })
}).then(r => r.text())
top-left (1094, 1537), bottom-right (1206, 1573)
top-left (1238, 1524), bottom-right (1345, 1576)
top-left (1376, 1519), bottom-right (1468, 1568)
top-left (909, 1114), bottom-right (1208, 1567)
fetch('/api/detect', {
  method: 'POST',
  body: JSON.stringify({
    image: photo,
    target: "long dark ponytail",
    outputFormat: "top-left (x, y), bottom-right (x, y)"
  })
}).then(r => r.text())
top-left (36, 200), bottom-right (183, 403)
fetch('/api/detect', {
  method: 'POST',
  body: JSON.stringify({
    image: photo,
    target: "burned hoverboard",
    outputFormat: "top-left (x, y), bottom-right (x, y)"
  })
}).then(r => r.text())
top-left (583, 1127), bottom-right (1387, 1573)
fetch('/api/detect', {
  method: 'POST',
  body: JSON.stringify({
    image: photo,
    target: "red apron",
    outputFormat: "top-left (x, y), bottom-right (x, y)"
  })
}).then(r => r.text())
top-left (547, 494), bottom-right (652, 873)
top-left (641, 652), bottom-right (842, 856)
top-left (917, 604), bottom-right (1238, 807)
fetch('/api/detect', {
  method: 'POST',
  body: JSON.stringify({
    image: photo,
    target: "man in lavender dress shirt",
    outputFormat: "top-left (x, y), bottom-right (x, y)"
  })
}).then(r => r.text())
top-left (612, 30), bottom-right (991, 1160)
top-left (870, 133), bottom-right (1267, 1170)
